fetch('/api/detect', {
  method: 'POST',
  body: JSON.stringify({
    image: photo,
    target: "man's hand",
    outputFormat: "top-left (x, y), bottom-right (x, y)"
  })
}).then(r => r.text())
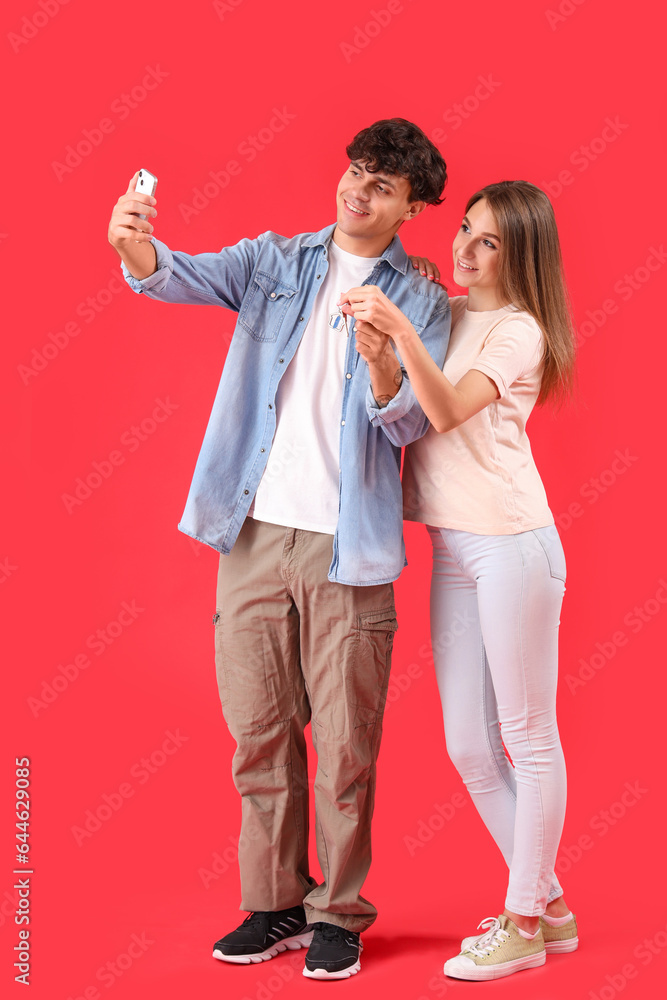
top-left (108, 171), bottom-right (158, 249)
top-left (108, 171), bottom-right (159, 280)
top-left (353, 318), bottom-right (392, 365)
top-left (338, 294), bottom-right (403, 408)
top-left (339, 285), bottom-right (413, 342)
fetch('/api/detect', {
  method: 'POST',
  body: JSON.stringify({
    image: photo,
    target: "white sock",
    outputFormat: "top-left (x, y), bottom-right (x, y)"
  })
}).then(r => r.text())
top-left (542, 911), bottom-right (573, 927)
top-left (517, 926), bottom-right (540, 940)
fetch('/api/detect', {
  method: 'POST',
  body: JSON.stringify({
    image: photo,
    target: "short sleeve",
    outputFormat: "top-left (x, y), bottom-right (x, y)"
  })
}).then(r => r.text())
top-left (449, 295), bottom-right (468, 326)
top-left (471, 315), bottom-right (544, 398)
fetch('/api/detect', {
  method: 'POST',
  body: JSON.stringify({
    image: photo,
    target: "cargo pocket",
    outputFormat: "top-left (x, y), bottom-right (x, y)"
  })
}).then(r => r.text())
top-left (212, 607), bottom-right (229, 712)
top-left (353, 608), bottom-right (398, 729)
top-left (238, 271), bottom-right (297, 342)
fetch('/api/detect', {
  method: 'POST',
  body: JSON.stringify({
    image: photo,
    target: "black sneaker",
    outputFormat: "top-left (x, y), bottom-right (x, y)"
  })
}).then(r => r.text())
top-left (303, 922), bottom-right (363, 979)
top-left (212, 905), bottom-right (313, 964)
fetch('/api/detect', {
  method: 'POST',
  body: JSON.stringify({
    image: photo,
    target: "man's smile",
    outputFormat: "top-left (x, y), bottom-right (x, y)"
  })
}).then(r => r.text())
top-left (343, 199), bottom-right (370, 217)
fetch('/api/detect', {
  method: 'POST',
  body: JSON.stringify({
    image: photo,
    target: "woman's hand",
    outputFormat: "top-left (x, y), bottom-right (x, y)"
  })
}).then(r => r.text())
top-left (339, 285), bottom-right (413, 341)
top-left (338, 289), bottom-right (405, 405)
top-left (408, 255), bottom-right (441, 283)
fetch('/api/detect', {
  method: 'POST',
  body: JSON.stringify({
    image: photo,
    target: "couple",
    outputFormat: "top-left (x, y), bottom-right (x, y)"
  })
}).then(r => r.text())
top-left (108, 117), bottom-right (577, 983)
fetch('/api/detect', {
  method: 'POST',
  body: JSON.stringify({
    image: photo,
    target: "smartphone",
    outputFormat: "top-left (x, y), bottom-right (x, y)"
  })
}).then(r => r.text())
top-left (135, 168), bottom-right (158, 220)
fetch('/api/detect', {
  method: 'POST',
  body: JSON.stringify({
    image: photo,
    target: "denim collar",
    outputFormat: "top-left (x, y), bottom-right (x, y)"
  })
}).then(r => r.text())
top-left (300, 224), bottom-right (409, 276)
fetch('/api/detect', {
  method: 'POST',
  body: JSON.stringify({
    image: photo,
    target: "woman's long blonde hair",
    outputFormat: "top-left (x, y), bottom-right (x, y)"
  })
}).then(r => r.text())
top-left (466, 181), bottom-right (576, 405)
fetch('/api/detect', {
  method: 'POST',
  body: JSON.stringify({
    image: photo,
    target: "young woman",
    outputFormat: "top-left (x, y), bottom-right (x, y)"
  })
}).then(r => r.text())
top-left (341, 181), bottom-right (578, 981)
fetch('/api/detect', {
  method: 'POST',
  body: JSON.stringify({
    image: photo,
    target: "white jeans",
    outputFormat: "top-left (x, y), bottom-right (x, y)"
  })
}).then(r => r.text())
top-left (427, 524), bottom-right (567, 916)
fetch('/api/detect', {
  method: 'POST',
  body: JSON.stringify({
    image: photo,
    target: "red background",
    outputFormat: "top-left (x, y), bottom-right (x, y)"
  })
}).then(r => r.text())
top-left (2, 1), bottom-right (665, 998)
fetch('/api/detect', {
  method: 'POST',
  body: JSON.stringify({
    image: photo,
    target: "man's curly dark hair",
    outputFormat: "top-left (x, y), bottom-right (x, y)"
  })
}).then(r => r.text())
top-left (346, 118), bottom-right (447, 206)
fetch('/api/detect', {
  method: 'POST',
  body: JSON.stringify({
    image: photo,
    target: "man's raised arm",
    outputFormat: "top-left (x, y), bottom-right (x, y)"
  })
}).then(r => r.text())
top-left (107, 170), bottom-right (263, 312)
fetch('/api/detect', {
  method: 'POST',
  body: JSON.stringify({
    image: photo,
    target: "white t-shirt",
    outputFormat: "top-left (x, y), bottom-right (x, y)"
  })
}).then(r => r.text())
top-left (403, 296), bottom-right (554, 534)
top-left (249, 240), bottom-right (379, 534)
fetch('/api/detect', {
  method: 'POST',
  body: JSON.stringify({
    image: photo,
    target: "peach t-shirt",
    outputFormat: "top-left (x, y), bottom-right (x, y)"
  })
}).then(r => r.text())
top-left (402, 296), bottom-right (554, 534)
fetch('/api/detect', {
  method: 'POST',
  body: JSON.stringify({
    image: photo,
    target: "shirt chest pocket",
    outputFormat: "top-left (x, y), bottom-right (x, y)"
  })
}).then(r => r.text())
top-left (238, 271), bottom-right (298, 342)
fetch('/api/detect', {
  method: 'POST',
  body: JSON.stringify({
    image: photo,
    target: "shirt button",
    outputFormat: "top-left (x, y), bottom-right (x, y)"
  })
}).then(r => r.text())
top-left (316, 274), bottom-right (321, 279)
top-left (260, 448), bottom-right (265, 453)
top-left (268, 404), bottom-right (273, 410)
top-left (341, 420), bottom-right (345, 426)
top-left (243, 489), bottom-right (249, 495)
top-left (279, 358), bottom-right (284, 363)
top-left (299, 316), bottom-right (304, 322)
top-left (346, 373), bottom-right (352, 379)
top-left (270, 292), bottom-right (276, 298)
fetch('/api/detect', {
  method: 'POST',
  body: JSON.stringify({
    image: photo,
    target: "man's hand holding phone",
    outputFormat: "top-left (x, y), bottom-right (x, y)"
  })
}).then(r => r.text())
top-left (108, 170), bottom-right (157, 246)
top-left (108, 170), bottom-right (159, 280)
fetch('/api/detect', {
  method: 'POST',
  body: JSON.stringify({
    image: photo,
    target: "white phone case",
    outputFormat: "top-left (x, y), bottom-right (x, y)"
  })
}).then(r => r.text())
top-left (136, 168), bottom-right (157, 220)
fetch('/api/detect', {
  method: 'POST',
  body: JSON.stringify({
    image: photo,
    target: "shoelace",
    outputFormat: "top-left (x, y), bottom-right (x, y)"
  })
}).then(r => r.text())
top-left (241, 911), bottom-right (270, 930)
top-left (467, 917), bottom-right (510, 957)
top-left (317, 922), bottom-right (351, 944)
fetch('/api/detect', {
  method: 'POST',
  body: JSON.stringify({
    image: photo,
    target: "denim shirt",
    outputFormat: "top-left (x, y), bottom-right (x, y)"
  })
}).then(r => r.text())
top-left (121, 224), bottom-right (450, 585)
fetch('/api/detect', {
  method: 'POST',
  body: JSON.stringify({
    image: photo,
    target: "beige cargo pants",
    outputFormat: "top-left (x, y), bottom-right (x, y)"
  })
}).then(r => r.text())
top-left (214, 517), bottom-right (397, 932)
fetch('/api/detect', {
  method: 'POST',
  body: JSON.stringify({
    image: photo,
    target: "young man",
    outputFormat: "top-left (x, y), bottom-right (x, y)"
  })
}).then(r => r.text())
top-left (108, 118), bottom-right (449, 980)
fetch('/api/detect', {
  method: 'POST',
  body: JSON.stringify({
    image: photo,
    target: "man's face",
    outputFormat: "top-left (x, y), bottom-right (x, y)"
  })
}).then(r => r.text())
top-left (335, 160), bottom-right (423, 245)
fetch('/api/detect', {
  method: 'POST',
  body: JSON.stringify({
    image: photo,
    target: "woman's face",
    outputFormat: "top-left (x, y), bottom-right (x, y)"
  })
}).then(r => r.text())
top-left (451, 198), bottom-right (502, 292)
